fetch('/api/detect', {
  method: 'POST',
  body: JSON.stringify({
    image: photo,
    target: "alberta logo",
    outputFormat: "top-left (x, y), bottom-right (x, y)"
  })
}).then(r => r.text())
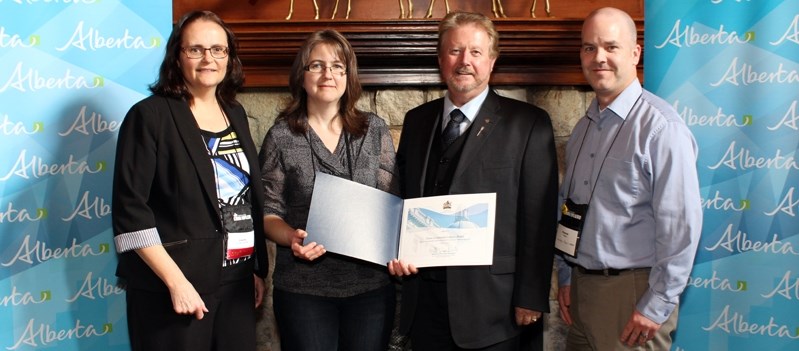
top-left (686, 270), bottom-right (746, 292)
top-left (0, 62), bottom-right (104, 93)
top-left (0, 149), bottom-right (106, 181)
top-left (0, 202), bottom-right (47, 223)
top-left (67, 271), bottom-right (124, 302)
top-left (0, 27), bottom-right (39, 48)
top-left (1, 286), bottom-right (51, 307)
top-left (1, 235), bottom-right (109, 267)
top-left (56, 21), bottom-right (162, 51)
top-left (6, 319), bottom-right (111, 350)
top-left (1, 114), bottom-right (44, 135)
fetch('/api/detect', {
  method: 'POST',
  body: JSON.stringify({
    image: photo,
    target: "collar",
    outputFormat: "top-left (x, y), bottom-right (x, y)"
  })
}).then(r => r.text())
top-left (587, 79), bottom-right (642, 123)
top-left (443, 86), bottom-right (490, 124)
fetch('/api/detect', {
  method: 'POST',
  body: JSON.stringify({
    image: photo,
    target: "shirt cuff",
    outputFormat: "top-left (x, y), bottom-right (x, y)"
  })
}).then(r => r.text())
top-left (114, 228), bottom-right (161, 253)
top-left (555, 256), bottom-right (573, 286)
top-left (636, 289), bottom-right (677, 324)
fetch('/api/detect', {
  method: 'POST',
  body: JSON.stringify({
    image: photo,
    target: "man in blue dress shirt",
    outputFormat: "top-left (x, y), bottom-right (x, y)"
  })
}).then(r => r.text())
top-left (555, 7), bottom-right (703, 350)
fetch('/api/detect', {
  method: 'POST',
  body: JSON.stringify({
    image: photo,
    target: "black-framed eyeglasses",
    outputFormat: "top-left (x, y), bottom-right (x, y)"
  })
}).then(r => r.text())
top-left (304, 62), bottom-right (347, 76)
top-left (182, 46), bottom-right (229, 59)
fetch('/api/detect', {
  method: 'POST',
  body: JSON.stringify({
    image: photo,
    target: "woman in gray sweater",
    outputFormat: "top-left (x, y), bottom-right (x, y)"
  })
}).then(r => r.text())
top-left (259, 29), bottom-right (398, 351)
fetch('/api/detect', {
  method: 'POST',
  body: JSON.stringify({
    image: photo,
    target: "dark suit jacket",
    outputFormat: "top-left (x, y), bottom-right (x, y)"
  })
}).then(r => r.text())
top-left (112, 95), bottom-right (268, 293)
top-left (396, 90), bottom-right (558, 348)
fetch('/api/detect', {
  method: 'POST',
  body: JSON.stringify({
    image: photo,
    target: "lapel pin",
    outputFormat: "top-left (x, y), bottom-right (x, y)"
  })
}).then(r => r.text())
top-left (476, 119), bottom-right (491, 137)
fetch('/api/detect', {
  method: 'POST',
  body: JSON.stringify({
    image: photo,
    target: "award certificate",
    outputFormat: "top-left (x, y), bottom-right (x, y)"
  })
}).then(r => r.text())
top-left (306, 172), bottom-right (496, 267)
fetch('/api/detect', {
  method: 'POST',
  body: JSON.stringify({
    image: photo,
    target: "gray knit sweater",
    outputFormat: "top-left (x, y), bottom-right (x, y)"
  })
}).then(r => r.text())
top-left (260, 113), bottom-right (399, 297)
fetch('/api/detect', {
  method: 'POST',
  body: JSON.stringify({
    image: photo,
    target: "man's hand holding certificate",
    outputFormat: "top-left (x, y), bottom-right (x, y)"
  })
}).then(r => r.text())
top-left (306, 172), bottom-right (496, 267)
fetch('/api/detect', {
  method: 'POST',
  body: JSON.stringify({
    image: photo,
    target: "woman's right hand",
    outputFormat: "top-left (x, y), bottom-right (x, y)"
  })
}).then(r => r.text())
top-left (134, 245), bottom-right (208, 320)
top-left (387, 259), bottom-right (418, 277)
top-left (288, 228), bottom-right (326, 261)
top-left (168, 279), bottom-right (208, 320)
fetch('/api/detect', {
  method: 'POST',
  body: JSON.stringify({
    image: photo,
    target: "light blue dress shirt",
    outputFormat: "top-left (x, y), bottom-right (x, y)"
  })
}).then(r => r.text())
top-left (555, 79), bottom-right (703, 324)
top-left (442, 87), bottom-right (489, 134)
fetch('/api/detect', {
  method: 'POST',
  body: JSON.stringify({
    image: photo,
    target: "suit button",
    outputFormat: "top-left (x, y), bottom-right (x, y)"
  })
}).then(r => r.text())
top-left (440, 158), bottom-right (449, 164)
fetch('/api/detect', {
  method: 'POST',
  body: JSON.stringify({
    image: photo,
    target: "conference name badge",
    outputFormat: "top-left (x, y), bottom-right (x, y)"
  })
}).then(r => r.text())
top-left (555, 199), bottom-right (588, 258)
top-left (226, 230), bottom-right (255, 260)
top-left (221, 203), bottom-right (255, 260)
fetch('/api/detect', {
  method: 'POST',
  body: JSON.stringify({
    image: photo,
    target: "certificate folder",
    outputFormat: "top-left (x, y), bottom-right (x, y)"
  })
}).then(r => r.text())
top-left (306, 172), bottom-right (496, 267)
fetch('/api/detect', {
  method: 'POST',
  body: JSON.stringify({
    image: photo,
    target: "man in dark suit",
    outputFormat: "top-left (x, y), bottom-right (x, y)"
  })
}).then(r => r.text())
top-left (388, 11), bottom-right (559, 351)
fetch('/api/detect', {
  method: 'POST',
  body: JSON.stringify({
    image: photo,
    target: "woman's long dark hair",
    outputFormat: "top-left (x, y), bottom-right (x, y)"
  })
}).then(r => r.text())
top-left (149, 10), bottom-right (244, 106)
top-left (280, 29), bottom-right (367, 137)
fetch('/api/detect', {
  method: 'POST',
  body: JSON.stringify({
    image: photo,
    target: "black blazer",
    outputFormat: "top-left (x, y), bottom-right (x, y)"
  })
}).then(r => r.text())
top-left (396, 90), bottom-right (558, 348)
top-left (112, 95), bottom-right (268, 293)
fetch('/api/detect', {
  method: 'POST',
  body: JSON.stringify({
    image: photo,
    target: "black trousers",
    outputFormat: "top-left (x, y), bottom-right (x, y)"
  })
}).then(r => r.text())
top-left (410, 278), bottom-right (542, 351)
top-left (126, 265), bottom-right (256, 351)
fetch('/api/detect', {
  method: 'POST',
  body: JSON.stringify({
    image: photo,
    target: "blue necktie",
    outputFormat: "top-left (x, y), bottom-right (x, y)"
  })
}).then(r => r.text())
top-left (442, 109), bottom-right (465, 149)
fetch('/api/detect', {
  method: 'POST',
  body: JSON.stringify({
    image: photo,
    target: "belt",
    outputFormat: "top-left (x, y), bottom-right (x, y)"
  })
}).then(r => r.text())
top-left (575, 265), bottom-right (650, 277)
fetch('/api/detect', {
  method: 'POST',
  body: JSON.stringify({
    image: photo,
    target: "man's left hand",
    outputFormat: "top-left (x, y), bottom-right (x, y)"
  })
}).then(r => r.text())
top-left (514, 307), bottom-right (543, 326)
top-left (621, 310), bottom-right (661, 346)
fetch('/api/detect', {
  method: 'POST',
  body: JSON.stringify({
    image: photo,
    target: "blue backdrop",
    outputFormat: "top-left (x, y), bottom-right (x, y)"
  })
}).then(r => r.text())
top-left (645, 0), bottom-right (799, 350)
top-left (0, 1), bottom-right (170, 350)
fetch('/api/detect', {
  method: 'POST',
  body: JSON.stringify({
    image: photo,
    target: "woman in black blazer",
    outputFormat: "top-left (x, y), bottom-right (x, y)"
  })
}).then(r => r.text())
top-left (112, 11), bottom-right (268, 351)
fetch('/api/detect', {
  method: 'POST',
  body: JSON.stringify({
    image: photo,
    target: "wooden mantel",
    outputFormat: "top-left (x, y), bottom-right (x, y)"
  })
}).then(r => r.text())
top-left (175, 1), bottom-right (644, 87)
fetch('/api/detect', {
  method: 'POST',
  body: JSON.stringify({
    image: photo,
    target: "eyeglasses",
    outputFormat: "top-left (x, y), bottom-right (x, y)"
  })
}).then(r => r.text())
top-left (304, 62), bottom-right (347, 76)
top-left (182, 46), bottom-right (229, 59)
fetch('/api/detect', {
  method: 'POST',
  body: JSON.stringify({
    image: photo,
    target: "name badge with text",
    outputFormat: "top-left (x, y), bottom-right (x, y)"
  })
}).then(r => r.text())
top-left (226, 230), bottom-right (255, 260)
top-left (221, 203), bottom-right (255, 260)
top-left (555, 199), bottom-right (587, 257)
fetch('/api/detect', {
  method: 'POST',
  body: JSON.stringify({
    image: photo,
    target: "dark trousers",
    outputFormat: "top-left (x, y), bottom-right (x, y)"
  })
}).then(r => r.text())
top-left (410, 278), bottom-right (524, 351)
top-left (126, 272), bottom-right (256, 351)
top-left (273, 283), bottom-right (396, 351)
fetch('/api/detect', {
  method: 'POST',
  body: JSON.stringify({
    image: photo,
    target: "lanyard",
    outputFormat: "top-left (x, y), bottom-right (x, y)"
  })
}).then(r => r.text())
top-left (305, 128), bottom-right (355, 181)
top-left (564, 95), bottom-right (640, 206)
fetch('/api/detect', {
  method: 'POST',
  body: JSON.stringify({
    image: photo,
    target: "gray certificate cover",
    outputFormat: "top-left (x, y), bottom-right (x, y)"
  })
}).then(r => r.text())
top-left (306, 172), bottom-right (404, 265)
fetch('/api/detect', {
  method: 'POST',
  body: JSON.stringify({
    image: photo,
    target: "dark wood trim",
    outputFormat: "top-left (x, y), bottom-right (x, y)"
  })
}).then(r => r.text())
top-left (229, 18), bottom-right (643, 87)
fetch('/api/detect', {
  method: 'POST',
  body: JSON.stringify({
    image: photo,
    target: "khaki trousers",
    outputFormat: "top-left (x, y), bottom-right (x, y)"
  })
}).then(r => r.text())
top-left (566, 268), bottom-right (679, 351)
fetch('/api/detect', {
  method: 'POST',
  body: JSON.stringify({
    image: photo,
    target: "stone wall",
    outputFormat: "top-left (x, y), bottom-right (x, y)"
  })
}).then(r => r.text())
top-left (239, 85), bottom-right (596, 351)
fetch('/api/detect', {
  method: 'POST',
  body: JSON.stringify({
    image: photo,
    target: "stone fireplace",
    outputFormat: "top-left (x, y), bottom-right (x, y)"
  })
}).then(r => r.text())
top-left (239, 84), bottom-right (593, 351)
